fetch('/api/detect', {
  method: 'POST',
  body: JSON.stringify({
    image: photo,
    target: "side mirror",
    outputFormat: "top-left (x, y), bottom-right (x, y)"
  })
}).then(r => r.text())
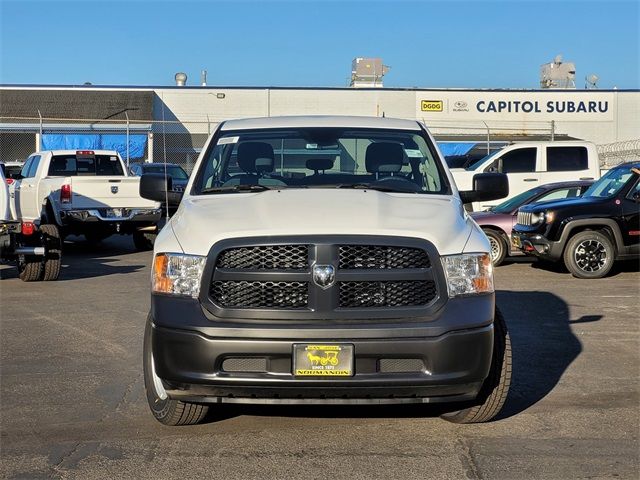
top-left (140, 173), bottom-right (183, 206)
top-left (460, 173), bottom-right (509, 204)
top-left (632, 190), bottom-right (640, 203)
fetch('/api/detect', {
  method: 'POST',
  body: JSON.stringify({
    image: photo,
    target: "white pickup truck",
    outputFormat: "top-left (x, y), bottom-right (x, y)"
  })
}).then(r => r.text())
top-left (450, 141), bottom-right (600, 211)
top-left (12, 150), bottom-right (162, 249)
top-left (139, 115), bottom-right (512, 426)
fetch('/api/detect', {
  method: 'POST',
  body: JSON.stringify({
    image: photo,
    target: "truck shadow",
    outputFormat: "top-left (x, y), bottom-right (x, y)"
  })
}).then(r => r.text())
top-left (58, 235), bottom-right (147, 280)
top-left (202, 290), bottom-right (587, 424)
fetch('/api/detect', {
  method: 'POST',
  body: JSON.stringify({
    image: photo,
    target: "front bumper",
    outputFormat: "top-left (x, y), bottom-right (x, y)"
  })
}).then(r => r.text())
top-left (150, 294), bottom-right (495, 404)
top-left (511, 230), bottom-right (563, 260)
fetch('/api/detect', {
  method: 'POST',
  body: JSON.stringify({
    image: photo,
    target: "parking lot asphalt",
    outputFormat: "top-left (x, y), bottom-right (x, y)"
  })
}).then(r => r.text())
top-left (1, 236), bottom-right (639, 480)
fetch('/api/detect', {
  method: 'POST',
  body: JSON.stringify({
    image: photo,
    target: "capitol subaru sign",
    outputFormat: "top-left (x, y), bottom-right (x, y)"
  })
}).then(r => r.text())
top-left (416, 91), bottom-right (615, 121)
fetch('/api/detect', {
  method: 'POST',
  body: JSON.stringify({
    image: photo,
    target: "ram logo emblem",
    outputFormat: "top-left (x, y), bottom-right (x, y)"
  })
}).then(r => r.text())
top-left (312, 264), bottom-right (335, 289)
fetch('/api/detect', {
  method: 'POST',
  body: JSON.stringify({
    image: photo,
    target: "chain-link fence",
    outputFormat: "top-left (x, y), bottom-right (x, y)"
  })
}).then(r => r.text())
top-left (597, 139), bottom-right (640, 168)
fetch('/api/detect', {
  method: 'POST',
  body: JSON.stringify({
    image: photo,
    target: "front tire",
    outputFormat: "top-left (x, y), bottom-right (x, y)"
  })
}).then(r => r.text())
top-left (143, 319), bottom-right (209, 426)
top-left (563, 230), bottom-right (615, 279)
top-left (484, 229), bottom-right (507, 266)
top-left (441, 307), bottom-right (512, 424)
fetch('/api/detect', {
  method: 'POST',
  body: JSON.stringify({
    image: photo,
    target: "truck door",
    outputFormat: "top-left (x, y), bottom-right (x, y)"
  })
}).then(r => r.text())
top-left (476, 147), bottom-right (539, 210)
top-left (544, 146), bottom-right (594, 183)
top-left (14, 155), bottom-right (42, 221)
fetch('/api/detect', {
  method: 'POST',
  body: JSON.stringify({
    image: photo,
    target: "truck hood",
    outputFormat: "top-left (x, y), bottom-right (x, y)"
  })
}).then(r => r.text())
top-left (168, 189), bottom-right (473, 256)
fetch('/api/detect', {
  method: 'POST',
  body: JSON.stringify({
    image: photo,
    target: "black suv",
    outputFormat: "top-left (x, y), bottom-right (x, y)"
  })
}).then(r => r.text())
top-left (512, 162), bottom-right (640, 278)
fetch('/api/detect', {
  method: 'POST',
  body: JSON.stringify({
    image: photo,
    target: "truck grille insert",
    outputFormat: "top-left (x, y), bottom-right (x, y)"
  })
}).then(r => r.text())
top-left (209, 238), bottom-right (440, 317)
top-left (210, 281), bottom-right (308, 309)
top-left (339, 245), bottom-right (430, 269)
top-left (216, 245), bottom-right (309, 270)
top-left (339, 281), bottom-right (436, 308)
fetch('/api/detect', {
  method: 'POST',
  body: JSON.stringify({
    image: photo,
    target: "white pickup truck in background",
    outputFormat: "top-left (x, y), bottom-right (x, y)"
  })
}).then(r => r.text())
top-left (12, 150), bottom-right (162, 250)
top-left (450, 141), bottom-right (601, 211)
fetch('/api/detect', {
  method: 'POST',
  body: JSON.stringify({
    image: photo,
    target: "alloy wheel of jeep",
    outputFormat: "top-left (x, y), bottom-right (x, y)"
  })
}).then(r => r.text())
top-left (143, 319), bottom-right (209, 426)
top-left (564, 231), bottom-right (615, 279)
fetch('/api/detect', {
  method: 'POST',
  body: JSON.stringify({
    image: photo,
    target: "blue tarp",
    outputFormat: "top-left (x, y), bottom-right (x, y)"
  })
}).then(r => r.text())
top-left (437, 142), bottom-right (477, 156)
top-left (41, 134), bottom-right (147, 160)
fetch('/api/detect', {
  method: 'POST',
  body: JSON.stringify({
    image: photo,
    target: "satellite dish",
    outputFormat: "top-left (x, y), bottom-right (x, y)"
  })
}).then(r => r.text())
top-left (585, 74), bottom-right (599, 89)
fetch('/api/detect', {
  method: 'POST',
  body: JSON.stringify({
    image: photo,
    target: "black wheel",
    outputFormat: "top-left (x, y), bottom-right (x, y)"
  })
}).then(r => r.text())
top-left (40, 224), bottom-right (61, 281)
top-left (563, 230), bottom-right (615, 279)
top-left (133, 231), bottom-right (156, 251)
top-left (143, 319), bottom-right (209, 426)
top-left (484, 229), bottom-right (507, 266)
top-left (441, 307), bottom-right (512, 424)
top-left (18, 255), bottom-right (42, 282)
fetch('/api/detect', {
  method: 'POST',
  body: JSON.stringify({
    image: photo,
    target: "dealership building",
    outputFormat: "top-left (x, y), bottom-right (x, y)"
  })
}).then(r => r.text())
top-left (0, 85), bottom-right (638, 169)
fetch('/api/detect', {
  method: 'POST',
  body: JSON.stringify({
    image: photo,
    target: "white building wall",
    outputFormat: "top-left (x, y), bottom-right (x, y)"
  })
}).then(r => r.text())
top-left (152, 87), bottom-right (639, 145)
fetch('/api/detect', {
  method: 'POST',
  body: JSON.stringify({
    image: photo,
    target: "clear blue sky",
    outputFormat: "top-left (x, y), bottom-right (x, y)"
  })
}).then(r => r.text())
top-left (1, 0), bottom-right (638, 89)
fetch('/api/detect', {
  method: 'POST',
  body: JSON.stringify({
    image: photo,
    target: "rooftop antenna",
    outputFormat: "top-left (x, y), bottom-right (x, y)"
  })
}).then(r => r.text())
top-left (585, 74), bottom-right (599, 89)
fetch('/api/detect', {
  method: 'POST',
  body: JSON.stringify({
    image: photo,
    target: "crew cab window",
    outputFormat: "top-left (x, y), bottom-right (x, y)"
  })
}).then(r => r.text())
top-left (547, 147), bottom-right (588, 171)
top-left (48, 155), bottom-right (124, 176)
top-left (495, 148), bottom-right (537, 173)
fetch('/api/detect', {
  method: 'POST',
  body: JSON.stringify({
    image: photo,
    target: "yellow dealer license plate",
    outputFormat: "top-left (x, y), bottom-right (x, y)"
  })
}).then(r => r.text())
top-left (293, 344), bottom-right (354, 377)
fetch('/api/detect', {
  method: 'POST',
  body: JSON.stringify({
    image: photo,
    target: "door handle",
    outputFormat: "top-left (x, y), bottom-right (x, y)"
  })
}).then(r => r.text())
top-left (523, 178), bottom-right (538, 182)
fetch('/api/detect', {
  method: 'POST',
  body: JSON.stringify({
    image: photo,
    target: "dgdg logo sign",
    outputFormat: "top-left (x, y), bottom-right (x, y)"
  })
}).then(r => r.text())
top-left (421, 100), bottom-right (443, 112)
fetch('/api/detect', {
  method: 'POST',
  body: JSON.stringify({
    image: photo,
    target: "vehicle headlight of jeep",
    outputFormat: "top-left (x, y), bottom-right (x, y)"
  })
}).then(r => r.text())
top-left (441, 253), bottom-right (494, 297)
top-left (152, 253), bottom-right (206, 298)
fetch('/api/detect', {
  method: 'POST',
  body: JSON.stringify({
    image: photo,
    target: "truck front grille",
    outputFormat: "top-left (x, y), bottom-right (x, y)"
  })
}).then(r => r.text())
top-left (207, 237), bottom-right (442, 319)
top-left (517, 211), bottom-right (533, 226)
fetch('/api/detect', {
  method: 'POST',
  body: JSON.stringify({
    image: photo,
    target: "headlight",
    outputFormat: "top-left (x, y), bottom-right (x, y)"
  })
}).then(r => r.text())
top-left (152, 253), bottom-right (206, 298)
top-left (531, 211), bottom-right (545, 224)
top-left (441, 253), bottom-right (494, 297)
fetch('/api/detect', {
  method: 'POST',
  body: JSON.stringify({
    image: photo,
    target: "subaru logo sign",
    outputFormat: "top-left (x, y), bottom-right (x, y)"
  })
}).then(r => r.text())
top-left (111, 186), bottom-right (118, 194)
top-left (312, 264), bottom-right (335, 289)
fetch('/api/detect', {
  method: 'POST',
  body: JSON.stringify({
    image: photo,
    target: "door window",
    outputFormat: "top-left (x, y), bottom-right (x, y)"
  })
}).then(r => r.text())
top-left (26, 155), bottom-right (41, 178)
top-left (20, 157), bottom-right (34, 178)
top-left (547, 147), bottom-right (589, 171)
top-left (499, 148), bottom-right (537, 173)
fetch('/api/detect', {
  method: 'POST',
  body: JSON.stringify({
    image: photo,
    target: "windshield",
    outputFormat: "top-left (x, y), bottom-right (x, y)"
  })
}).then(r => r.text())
top-left (582, 166), bottom-right (634, 198)
top-left (145, 165), bottom-right (188, 179)
top-left (194, 128), bottom-right (450, 195)
top-left (48, 154), bottom-right (124, 176)
top-left (491, 187), bottom-right (544, 213)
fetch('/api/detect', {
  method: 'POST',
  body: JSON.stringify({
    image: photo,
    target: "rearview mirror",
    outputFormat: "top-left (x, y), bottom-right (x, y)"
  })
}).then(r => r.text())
top-left (140, 173), bottom-right (182, 206)
top-left (460, 173), bottom-right (509, 204)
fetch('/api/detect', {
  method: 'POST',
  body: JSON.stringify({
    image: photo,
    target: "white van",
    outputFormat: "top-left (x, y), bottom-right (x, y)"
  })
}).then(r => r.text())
top-left (450, 141), bottom-right (600, 211)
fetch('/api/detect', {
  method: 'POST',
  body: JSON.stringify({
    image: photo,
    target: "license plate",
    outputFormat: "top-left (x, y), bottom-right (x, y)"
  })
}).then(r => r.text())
top-left (512, 235), bottom-right (522, 248)
top-left (293, 344), bottom-right (354, 377)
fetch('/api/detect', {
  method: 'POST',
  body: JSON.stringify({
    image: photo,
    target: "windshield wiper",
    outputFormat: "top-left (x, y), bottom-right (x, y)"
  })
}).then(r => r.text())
top-left (200, 184), bottom-right (283, 194)
top-left (334, 183), bottom-right (418, 193)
